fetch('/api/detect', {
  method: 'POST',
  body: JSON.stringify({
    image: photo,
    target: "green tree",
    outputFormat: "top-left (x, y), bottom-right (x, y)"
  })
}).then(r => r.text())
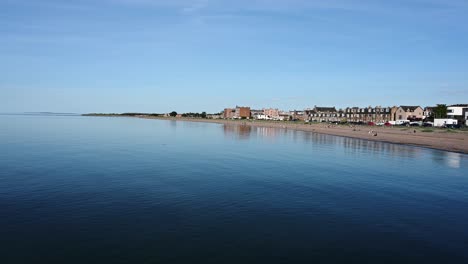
top-left (170, 111), bottom-right (177, 117)
top-left (201, 112), bottom-right (207, 118)
top-left (433, 104), bottom-right (447, 119)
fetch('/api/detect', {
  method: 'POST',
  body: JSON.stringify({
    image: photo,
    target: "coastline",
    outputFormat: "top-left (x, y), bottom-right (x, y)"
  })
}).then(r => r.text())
top-left (88, 115), bottom-right (468, 154)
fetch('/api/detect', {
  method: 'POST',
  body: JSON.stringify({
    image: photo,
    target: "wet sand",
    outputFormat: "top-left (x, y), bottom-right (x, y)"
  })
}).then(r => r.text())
top-left (136, 116), bottom-right (468, 154)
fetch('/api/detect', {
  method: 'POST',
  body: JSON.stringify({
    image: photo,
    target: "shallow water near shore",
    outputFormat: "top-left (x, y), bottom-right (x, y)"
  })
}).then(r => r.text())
top-left (1, 114), bottom-right (468, 263)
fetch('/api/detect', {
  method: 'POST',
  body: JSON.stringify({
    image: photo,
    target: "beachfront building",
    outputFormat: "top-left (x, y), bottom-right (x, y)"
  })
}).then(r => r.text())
top-left (345, 107), bottom-right (360, 122)
top-left (344, 106), bottom-right (392, 123)
top-left (338, 109), bottom-right (346, 120)
top-left (223, 106), bottom-right (251, 119)
top-left (250, 109), bottom-right (263, 119)
top-left (255, 114), bottom-right (271, 120)
top-left (223, 108), bottom-right (236, 119)
top-left (391, 106), bottom-right (424, 121)
top-left (263, 108), bottom-right (280, 120)
top-left (356, 106), bottom-right (376, 123)
top-left (307, 106), bottom-right (339, 122)
top-left (279, 111), bottom-right (290, 121)
top-left (373, 106), bottom-right (392, 122)
top-left (447, 104), bottom-right (468, 125)
top-left (423, 106), bottom-right (436, 119)
top-left (235, 106), bottom-right (251, 119)
top-left (290, 110), bottom-right (305, 121)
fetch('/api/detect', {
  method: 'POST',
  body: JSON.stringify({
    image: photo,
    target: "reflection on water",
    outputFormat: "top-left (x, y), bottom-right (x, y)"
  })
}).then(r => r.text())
top-left (169, 120), bottom-right (177, 128)
top-left (256, 126), bottom-right (282, 139)
top-left (224, 124), bottom-right (284, 141)
top-left (444, 152), bottom-right (462, 168)
top-left (222, 123), bottom-right (467, 169)
top-left (223, 124), bottom-right (252, 140)
top-left (432, 151), bottom-right (463, 169)
top-left (2, 115), bottom-right (468, 263)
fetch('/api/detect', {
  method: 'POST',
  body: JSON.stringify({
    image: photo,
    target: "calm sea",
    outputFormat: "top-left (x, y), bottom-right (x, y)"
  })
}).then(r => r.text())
top-left (1, 114), bottom-right (467, 263)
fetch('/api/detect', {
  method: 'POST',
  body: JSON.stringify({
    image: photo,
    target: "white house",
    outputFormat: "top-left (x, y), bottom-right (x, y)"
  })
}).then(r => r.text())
top-left (254, 114), bottom-right (271, 120)
top-left (447, 105), bottom-right (468, 117)
top-left (447, 104), bottom-right (468, 126)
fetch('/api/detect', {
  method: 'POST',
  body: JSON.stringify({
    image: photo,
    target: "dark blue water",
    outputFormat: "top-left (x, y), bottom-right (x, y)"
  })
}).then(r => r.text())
top-left (1, 115), bottom-right (468, 263)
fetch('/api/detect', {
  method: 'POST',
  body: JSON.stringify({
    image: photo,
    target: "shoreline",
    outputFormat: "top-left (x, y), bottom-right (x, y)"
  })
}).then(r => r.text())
top-left (88, 115), bottom-right (468, 154)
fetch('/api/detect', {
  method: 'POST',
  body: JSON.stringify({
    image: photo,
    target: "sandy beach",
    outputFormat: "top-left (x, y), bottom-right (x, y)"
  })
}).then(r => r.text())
top-left (135, 116), bottom-right (468, 154)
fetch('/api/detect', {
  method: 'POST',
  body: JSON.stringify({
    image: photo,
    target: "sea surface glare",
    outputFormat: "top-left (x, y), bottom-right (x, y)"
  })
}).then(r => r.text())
top-left (1, 114), bottom-right (467, 263)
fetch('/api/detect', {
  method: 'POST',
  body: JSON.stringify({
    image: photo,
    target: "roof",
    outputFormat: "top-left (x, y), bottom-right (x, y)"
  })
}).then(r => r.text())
top-left (399, 106), bottom-right (421, 111)
top-left (314, 107), bottom-right (337, 112)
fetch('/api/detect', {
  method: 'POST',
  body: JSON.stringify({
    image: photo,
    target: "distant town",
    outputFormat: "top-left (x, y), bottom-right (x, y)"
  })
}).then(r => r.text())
top-left (86, 104), bottom-right (468, 128)
top-left (160, 104), bottom-right (468, 128)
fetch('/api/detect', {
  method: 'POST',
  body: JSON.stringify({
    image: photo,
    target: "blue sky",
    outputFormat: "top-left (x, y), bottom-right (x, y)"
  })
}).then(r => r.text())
top-left (1, 0), bottom-right (467, 113)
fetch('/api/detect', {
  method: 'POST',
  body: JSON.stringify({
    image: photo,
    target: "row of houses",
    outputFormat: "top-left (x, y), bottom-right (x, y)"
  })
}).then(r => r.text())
top-left (222, 104), bottom-right (468, 125)
top-left (307, 106), bottom-right (424, 123)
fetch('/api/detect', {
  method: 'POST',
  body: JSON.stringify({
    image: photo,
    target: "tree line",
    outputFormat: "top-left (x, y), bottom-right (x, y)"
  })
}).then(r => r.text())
top-left (169, 111), bottom-right (207, 118)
